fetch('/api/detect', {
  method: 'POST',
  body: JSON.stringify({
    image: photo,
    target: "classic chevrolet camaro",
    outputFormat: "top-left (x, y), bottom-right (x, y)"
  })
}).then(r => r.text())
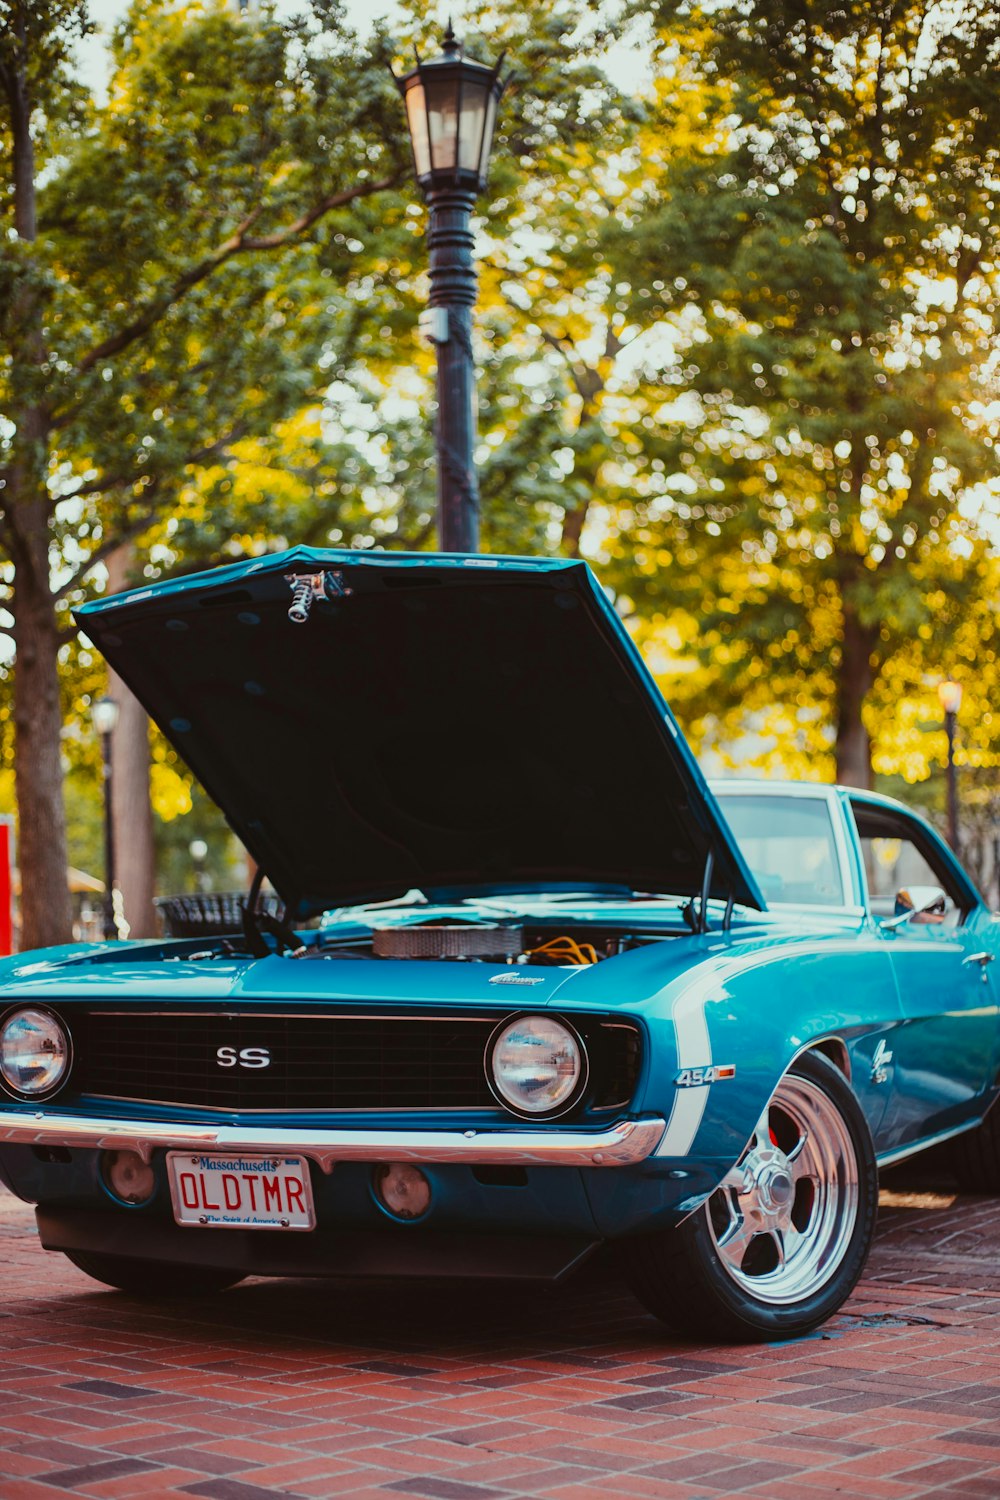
top-left (1, 549), bottom-right (997, 1341)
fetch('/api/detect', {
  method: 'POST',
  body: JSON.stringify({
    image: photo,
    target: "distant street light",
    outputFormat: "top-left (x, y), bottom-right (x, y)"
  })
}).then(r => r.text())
top-left (394, 24), bottom-right (508, 553)
top-left (91, 695), bottom-right (120, 940)
top-left (189, 838), bottom-right (209, 893)
top-left (937, 679), bottom-right (963, 853)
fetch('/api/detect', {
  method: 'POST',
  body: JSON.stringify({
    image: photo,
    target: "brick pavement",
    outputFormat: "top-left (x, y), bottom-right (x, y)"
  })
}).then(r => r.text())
top-left (2, 1163), bottom-right (1000, 1500)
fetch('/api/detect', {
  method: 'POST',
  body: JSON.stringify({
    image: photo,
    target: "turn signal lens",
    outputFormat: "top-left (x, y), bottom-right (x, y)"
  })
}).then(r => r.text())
top-left (487, 1014), bottom-right (586, 1118)
top-left (0, 1007), bottom-right (71, 1098)
top-left (374, 1163), bottom-right (431, 1221)
top-left (103, 1149), bottom-right (156, 1206)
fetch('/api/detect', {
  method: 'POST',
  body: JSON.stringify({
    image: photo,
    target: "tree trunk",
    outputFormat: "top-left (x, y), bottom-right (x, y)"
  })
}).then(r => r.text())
top-left (835, 604), bottom-right (877, 789)
top-left (105, 547), bottom-right (158, 938)
top-left (558, 377), bottom-right (604, 558)
top-left (4, 31), bottom-right (37, 242)
top-left (560, 503), bottom-right (589, 558)
top-left (10, 500), bottom-right (73, 950)
top-left (3, 15), bottom-right (73, 949)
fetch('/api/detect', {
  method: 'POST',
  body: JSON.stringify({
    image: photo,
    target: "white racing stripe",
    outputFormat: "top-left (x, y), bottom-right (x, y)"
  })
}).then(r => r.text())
top-left (654, 984), bottom-right (714, 1157)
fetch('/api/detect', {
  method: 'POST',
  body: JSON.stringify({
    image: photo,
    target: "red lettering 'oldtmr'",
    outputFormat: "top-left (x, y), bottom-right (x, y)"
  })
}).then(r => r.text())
top-left (286, 1177), bottom-right (305, 1215)
top-left (170, 1156), bottom-right (312, 1228)
top-left (198, 1177), bottom-right (220, 1211)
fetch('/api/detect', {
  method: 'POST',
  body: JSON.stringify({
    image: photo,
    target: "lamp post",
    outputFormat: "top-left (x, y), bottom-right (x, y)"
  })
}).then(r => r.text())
top-left (394, 25), bottom-right (507, 553)
top-left (91, 695), bottom-right (120, 940)
top-left (937, 679), bottom-right (963, 853)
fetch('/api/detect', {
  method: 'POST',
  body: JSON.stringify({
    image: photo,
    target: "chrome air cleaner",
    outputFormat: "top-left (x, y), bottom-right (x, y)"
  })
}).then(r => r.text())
top-left (372, 923), bottom-right (524, 960)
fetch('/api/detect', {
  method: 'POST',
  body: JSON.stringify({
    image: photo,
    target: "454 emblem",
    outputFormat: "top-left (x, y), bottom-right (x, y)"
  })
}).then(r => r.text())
top-left (674, 1064), bottom-right (736, 1088)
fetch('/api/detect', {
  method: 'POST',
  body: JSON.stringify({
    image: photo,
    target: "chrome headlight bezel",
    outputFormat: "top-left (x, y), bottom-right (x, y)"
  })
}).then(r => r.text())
top-left (485, 1012), bottom-right (588, 1121)
top-left (0, 1005), bottom-right (73, 1101)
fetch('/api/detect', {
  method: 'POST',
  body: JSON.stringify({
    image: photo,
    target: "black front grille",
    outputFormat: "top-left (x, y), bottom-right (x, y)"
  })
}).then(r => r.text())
top-left (73, 1012), bottom-right (494, 1111)
top-left (67, 1009), bottom-right (641, 1115)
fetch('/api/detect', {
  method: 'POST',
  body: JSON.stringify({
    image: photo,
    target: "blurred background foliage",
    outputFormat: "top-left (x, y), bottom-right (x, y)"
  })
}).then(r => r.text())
top-left (1, 0), bottom-right (996, 907)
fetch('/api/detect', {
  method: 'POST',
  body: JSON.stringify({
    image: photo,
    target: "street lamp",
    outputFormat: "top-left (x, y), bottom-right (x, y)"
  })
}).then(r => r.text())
top-left (937, 679), bottom-right (963, 853)
top-left (189, 838), bottom-right (209, 893)
top-left (394, 24), bottom-right (508, 553)
top-left (91, 695), bottom-right (120, 940)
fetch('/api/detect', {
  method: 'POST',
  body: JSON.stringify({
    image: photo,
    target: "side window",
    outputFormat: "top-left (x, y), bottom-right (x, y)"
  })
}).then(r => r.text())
top-left (716, 794), bottom-right (846, 907)
top-left (850, 801), bottom-right (965, 924)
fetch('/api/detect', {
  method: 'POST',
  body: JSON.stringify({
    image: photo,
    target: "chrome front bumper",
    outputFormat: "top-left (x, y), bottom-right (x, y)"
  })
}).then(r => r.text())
top-left (0, 1109), bottom-right (666, 1173)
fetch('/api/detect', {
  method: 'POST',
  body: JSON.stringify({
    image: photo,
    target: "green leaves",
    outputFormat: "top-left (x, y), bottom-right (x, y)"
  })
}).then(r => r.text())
top-left (594, 0), bottom-right (1000, 785)
top-left (3, 0), bottom-right (997, 877)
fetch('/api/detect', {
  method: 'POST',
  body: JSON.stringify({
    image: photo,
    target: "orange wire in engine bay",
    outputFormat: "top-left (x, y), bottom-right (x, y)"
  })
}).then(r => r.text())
top-left (525, 935), bottom-right (599, 966)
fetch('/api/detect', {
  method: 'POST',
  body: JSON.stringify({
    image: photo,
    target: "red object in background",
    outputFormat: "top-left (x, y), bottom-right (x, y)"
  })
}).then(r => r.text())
top-left (0, 820), bottom-right (12, 955)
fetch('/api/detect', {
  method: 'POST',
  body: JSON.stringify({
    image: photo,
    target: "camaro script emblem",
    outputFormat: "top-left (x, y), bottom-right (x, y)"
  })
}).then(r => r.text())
top-left (871, 1038), bottom-right (893, 1085)
top-left (489, 973), bottom-right (544, 986)
top-left (216, 1046), bottom-right (271, 1069)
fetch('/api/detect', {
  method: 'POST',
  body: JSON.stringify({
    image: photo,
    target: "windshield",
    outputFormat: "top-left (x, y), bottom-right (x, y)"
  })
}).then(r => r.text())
top-left (717, 794), bottom-right (846, 907)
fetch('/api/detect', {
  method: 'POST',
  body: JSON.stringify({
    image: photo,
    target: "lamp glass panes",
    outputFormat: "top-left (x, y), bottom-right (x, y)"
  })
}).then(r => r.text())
top-left (403, 82), bottom-right (432, 178)
top-left (396, 31), bottom-right (505, 191)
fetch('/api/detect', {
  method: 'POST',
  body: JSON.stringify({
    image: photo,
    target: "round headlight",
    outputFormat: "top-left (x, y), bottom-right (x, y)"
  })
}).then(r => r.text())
top-left (0, 1007), bottom-right (71, 1098)
top-left (487, 1014), bottom-right (586, 1119)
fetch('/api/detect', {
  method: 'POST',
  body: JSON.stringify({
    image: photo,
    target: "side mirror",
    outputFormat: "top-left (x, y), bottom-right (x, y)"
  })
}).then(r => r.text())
top-left (883, 885), bottom-right (948, 930)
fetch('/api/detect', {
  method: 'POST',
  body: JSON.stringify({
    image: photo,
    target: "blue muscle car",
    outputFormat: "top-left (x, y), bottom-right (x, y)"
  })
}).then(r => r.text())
top-left (0, 549), bottom-right (997, 1341)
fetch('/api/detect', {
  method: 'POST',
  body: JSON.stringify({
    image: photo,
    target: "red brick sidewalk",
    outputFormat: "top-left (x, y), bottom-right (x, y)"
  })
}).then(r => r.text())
top-left (2, 1166), bottom-right (1000, 1500)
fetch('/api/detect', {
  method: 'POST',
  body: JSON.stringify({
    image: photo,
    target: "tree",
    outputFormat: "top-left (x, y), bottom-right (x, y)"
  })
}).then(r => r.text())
top-left (600, 0), bottom-right (1000, 786)
top-left (1, 1), bottom-right (93, 945)
top-left (105, 544), bottom-right (156, 938)
top-left (1, 0), bottom-right (411, 947)
top-left (2, 0), bottom-right (635, 947)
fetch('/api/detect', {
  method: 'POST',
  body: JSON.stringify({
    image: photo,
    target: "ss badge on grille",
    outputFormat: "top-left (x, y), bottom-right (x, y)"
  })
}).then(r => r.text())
top-left (216, 1046), bottom-right (271, 1069)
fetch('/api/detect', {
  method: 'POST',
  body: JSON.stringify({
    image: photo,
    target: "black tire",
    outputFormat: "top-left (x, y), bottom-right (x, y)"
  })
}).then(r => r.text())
top-left (624, 1051), bottom-right (877, 1342)
top-left (63, 1249), bottom-right (245, 1298)
top-left (948, 1103), bottom-right (1000, 1192)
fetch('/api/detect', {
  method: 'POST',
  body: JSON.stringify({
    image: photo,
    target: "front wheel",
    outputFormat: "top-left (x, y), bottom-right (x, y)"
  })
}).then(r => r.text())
top-left (625, 1050), bottom-right (877, 1342)
top-left (63, 1249), bottom-right (245, 1298)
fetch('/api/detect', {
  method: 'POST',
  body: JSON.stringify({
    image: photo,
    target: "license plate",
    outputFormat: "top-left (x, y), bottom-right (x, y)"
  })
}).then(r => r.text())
top-left (166, 1152), bottom-right (316, 1230)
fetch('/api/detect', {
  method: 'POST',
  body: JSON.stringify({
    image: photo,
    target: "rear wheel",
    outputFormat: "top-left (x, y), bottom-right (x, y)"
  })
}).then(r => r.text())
top-left (63, 1249), bottom-right (244, 1298)
top-left (949, 1104), bottom-right (1000, 1192)
top-left (625, 1051), bottom-right (877, 1341)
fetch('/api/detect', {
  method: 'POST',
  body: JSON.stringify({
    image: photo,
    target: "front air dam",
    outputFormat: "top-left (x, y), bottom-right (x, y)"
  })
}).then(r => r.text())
top-left (36, 1205), bottom-right (599, 1282)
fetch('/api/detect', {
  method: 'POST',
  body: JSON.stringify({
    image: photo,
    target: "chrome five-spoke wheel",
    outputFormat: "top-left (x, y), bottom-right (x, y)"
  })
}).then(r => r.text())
top-left (624, 1050), bottom-right (877, 1342)
top-left (707, 1068), bottom-right (860, 1305)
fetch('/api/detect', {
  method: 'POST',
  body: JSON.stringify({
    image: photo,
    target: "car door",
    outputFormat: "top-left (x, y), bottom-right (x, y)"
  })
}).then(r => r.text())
top-left (716, 786), bottom-right (901, 1147)
top-left (849, 796), bottom-right (1000, 1154)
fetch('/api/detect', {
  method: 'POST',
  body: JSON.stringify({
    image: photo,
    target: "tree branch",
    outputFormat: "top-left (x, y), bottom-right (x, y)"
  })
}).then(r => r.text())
top-left (58, 469), bottom-right (146, 501)
top-left (75, 173), bottom-right (400, 376)
top-left (53, 500), bottom-right (165, 604)
top-left (537, 328), bottom-right (603, 408)
top-left (52, 423), bottom-right (249, 602)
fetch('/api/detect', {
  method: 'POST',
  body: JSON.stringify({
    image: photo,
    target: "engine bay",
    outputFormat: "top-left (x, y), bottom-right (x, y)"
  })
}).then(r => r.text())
top-left (164, 883), bottom-right (704, 964)
top-left (318, 919), bottom-right (677, 965)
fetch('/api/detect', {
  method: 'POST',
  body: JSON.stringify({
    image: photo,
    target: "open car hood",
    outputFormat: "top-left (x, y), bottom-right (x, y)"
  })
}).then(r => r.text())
top-left (76, 549), bottom-right (763, 919)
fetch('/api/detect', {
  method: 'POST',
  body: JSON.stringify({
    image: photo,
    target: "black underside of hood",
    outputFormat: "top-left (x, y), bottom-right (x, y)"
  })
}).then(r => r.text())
top-left (76, 549), bottom-right (763, 918)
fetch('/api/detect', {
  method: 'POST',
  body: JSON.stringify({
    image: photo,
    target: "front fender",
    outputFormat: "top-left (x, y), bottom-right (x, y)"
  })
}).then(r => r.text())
top-left (642, 936), bottom-right (901, 1203)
